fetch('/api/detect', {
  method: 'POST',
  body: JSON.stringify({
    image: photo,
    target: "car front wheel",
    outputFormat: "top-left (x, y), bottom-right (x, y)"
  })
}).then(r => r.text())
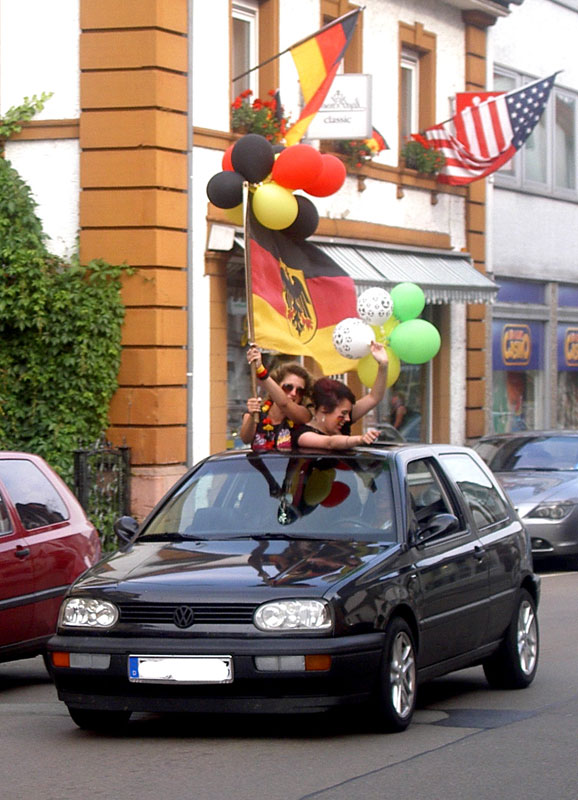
top-left (374, 617), bottom-right (417, 732)
top-left (483, 588), bottom-right (539, 690)
top-left (67, 706), bottom-right (132, 732)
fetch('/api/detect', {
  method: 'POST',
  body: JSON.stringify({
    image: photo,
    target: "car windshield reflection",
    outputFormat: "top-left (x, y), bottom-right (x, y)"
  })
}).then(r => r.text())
top-left (481, 435), bottom-right (578, 472)
top-left (140, 454), bottom-right (396, 541)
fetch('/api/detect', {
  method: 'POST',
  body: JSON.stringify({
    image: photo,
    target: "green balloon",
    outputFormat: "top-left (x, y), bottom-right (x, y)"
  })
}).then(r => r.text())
top-left (391, 282), bottom-right (425, 321)
top-left (389, 319), bottom-right (441, 364)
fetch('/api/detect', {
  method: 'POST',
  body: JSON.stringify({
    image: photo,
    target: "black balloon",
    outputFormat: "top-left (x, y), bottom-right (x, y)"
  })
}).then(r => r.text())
top-left (231, 134), bottom-right (275, 183)
top-left (206, 170), bottom-right (244, 209)
top-left (282, 195), bottom-right (319, 239)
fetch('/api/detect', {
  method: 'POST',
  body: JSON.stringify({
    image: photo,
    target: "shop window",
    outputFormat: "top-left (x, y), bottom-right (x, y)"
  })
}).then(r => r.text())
top-left (494, 67), bottom-right (578, 200)
top-left (557, 323), bottom-right (578, 428)
top-left (491, 320), bottom-right (545, 434)
top-left (398, 22), bottom-right (436, 157)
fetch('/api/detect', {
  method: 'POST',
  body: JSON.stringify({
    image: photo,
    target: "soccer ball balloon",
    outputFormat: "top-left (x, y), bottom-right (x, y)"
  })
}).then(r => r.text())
top-left (357, 287), bottom-right (393, 326)
top-left (332, 318), bottom-right (374, 359)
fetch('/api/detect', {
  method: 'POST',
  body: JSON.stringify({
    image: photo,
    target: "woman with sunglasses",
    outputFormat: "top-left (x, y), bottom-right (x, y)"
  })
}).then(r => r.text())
top-left (240, 346), bottom-right (314, 451)
top-left (292, 341), bottom-right (388, 450)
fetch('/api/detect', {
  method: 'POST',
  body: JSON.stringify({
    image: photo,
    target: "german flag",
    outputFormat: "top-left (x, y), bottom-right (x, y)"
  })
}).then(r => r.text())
top-left (285, 8), bottom-right (361, 147)
top-left (248, 212), bottom-right (358, 374)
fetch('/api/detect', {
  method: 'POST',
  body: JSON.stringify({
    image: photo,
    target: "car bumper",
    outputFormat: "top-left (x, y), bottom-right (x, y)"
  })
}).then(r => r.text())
top-left (48, 632), bottom-right (385, 715)
top-left (524, 519), bottom-right (578, 559)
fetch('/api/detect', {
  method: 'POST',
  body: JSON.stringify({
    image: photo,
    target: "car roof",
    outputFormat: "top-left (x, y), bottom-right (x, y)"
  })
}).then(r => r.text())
top-left (206, 443), bottom-right (476, 462)
top-left (477, 430), bottom-right (578, 442)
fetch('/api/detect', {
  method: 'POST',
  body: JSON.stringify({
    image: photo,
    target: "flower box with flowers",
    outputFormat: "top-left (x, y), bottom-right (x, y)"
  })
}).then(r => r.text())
top-left (231, 90), bottom-right (291, 144)
top-left (331, 138), bottom-right (381, 170)
top-left (401, 134), bottom-right (446, 176)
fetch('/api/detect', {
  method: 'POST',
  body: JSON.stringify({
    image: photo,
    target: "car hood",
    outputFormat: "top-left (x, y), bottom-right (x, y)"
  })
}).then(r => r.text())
top-left (495, 470), bottom-right (578, 509)
top-left (73, 537), bottom-right (394, 600)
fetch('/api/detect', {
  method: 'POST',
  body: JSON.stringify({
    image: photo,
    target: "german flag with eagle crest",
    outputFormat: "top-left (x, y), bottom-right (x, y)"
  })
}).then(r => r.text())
top-left (249, 213), bottom-right (358, 374)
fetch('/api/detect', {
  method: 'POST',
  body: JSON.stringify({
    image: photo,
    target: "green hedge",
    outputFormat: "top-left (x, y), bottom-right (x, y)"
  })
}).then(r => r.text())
top-left (0, 155), bottom-right (129, 484)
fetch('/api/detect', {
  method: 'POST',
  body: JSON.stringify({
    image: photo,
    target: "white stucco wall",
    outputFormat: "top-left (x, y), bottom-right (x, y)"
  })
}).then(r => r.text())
top-left (0, 0), bottom-right (80, 258)
top-left (0, 0), bottom-right (79, 118)
top-left (490, 0), bottom-right (578, 280)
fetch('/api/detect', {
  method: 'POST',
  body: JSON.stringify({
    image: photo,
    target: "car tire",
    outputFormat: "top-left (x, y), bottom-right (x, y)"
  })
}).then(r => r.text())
top-left (373, 617), bottom-right (417, 732)
top-left (483, 588), bottom-right (539, 690)
top-left (67, 706), bottom-right (132, 732)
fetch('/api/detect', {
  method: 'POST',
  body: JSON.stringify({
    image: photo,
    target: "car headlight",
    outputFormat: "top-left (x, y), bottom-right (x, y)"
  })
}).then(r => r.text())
top-left (58, 597), bottom-right (119, 629)
top-left (254, 599), bottom-right (332, 632)
top-left (526, 501), bottom-right (574, 521)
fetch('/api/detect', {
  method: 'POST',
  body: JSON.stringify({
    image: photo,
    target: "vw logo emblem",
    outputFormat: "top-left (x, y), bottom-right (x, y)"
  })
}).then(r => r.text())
top-left (173, 605), bottom-right (195, 629)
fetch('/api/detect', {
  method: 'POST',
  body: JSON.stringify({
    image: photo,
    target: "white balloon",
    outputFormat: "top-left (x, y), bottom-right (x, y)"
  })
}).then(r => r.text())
top-left (357, 287), bottom-right (393, 326)
top-left (332, 317), bottom-right (374, 359)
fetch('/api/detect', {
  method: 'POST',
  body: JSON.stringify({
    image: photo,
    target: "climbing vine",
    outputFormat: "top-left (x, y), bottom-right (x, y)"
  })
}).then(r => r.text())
top-left (0, 98), bottom-right (130, 484)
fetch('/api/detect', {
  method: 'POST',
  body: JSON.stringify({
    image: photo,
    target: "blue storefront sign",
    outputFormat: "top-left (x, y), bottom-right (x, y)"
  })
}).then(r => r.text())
top-left (557, 324), bottom-right (578, 370)
top-left (492, 320), bottom-right (543, 371)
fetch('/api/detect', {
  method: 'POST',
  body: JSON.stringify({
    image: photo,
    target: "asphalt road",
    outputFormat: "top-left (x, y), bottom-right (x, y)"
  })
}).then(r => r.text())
top-left (1, 564), bottom-right (577, 800)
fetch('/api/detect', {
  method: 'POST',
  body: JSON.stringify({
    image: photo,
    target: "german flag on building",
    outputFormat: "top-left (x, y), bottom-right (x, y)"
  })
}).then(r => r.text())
top-left (248, 213), bottom-right (358, 374)
top-left (285, 8), bottom-right (361, 147)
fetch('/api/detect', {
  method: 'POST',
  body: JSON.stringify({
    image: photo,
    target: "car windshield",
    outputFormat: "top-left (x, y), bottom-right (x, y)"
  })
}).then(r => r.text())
top-left (140, 453), bottom-right (396, 542)
top-left (479, 436), bottom-right (578, 472)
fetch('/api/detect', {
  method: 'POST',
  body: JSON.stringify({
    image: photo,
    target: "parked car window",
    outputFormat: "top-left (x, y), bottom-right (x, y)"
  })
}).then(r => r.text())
top-left (441, 453), bottom-right (510, 529)
top-left (0, 459), bottom-right (68, 530)
top-left (477, 435), bottom-right (578, 472)
top-left (0, 493), bottom-right (13, 535)
top-left (141, 454), bottom-right (396, 540)
top-left (406, 459), bottom-right (458, 530)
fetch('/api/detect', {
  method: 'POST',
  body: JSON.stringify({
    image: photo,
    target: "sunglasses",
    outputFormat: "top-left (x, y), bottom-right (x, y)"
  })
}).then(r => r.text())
top-left (281, 383), bottom-right (305, 398)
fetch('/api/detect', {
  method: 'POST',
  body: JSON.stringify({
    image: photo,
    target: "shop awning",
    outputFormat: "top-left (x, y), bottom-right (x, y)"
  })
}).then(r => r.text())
top-left (312, 239), bottom-right (498, 304)
top-left (229, 229), bottom-right (497, 304)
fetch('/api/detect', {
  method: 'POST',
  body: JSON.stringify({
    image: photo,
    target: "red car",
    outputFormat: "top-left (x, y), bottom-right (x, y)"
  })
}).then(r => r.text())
top-left (0, 451), bottom-right (101, 664)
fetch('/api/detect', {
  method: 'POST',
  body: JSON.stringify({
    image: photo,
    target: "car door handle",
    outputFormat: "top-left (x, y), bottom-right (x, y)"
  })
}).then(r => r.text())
top-left (473, 545), bottom-right (485, 562)
top-left (15, 546), bottom-right (30, 559)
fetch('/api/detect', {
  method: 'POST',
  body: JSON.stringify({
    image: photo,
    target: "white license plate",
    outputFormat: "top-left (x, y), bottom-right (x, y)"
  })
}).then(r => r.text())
top-left (128, 655), bottom-right (233, 684)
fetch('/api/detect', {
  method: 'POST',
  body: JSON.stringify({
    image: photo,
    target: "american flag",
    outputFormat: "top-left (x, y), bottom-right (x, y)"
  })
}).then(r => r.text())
top-left (422, 74), bottom-right (558, 186)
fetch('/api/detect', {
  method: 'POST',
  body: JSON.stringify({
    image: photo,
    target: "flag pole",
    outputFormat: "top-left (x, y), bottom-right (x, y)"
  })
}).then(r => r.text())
top-left (232, 6), bottom-right (364, 82)
top-left (243, 181), bottom-right (259, 421)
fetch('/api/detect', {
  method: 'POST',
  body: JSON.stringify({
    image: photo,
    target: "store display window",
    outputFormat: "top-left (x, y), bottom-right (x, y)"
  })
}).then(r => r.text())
top-left (492, 320), bottom-right (544, 433)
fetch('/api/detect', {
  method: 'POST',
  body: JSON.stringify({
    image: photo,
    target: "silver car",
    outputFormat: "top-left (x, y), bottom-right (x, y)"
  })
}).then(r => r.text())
top-left (474, 431), bottom-right (578, 566)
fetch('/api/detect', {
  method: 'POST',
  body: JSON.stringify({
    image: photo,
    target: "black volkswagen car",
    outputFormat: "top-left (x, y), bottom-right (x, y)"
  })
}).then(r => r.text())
top-left (48, 444), bottom-right (540, 733)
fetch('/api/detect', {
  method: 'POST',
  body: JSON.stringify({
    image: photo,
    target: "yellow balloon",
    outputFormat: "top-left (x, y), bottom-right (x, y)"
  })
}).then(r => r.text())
top-left (252, 182), bottom-right (298, 230)
top-left (357, 353), bottom-right (378, 388)
top-left (386, 347), bottom-right (401, 387)
top-left (372, 316), bottom-right (400, 343)
top-left (304, 468), bottom-right (336, 506)
top-left (357, 347), bottom-right (401, 389)
top-left (224, 203), bottom-right (243, 225)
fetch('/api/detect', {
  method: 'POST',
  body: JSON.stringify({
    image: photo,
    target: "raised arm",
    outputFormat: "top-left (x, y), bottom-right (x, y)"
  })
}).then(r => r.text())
top-left (247, 346), bottom-right (312, 424)
top-left (351, 342), bottom-right (389, 423)
top-left (239, 397), bottom-right (262, 444)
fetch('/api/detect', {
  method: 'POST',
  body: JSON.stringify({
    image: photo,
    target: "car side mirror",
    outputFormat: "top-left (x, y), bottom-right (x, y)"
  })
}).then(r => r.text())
top-left (114, 515), bottom-right (139, 547)
top-left (416, 512), bottom-right (460, 544)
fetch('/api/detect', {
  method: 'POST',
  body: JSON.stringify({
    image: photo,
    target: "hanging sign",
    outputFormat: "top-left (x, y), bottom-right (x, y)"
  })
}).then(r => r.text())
top-left (306, 74), bottom-right (372, 140)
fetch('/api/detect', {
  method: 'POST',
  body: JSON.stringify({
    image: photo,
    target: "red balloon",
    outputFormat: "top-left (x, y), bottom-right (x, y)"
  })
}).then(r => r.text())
top-left (320, 481), bottom-right (351, 508)
top-left (222, 144), bottom-right (234, 171)
top-left (303, 154), bottom-right (346, 197)
top-left (272, 144), bottom-right (323, 190)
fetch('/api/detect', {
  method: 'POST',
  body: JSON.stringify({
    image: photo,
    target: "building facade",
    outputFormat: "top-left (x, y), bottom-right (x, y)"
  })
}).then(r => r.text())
top-left (1, 0), bottom-right (526, 518)
top-left (488, 0), bottom-right (578, 434)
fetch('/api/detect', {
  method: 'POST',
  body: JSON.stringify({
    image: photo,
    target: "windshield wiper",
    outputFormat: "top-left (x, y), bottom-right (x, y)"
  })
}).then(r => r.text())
top-left (138, 532), bottom-right (214, 542)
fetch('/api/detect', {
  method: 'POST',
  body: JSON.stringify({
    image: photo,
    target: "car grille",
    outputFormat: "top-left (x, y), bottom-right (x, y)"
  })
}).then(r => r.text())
top-left (118, 602), bottom-right (257, 625)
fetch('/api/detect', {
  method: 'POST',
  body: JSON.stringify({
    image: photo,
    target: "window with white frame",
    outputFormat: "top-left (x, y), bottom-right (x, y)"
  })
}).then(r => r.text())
top-left (400, 49), bottom-right (419, 145)
top-left (232, 0), bottom-right (259, 98)
top-left (494, 67), bottom-right (578, 200)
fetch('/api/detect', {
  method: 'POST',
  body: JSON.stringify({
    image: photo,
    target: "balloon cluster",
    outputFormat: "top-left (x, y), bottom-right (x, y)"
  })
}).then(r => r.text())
top-left (206, 134), bottom-right (347, 238)
top-left (332, 283), bottom-right (441, 388)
